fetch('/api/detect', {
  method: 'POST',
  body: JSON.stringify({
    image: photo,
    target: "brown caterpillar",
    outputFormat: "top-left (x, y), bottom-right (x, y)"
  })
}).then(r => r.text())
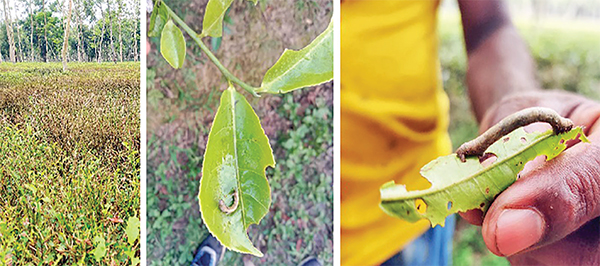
top-left (219, 189), bottom-right (239, 214)
top-left (456, 107), bottom-right (573, 162)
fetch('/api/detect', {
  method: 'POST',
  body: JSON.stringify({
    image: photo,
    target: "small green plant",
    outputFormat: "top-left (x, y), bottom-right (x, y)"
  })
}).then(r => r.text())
top-left (124, 217), bottom-right (141, 265)
top-left (149, 0), bottom-right (332, 257)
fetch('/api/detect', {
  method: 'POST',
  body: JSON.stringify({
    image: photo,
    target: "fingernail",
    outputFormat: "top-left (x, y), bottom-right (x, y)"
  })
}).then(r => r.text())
top-left (495, 209), bottom-right (544, 256)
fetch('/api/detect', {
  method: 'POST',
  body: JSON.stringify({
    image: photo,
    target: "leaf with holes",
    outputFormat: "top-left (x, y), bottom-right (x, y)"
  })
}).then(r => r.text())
top-left (380, 127), bottom-right (588, 227)
top-left (202, 0), bottom-right (234, 37)
top-left (199, 86), bottom-right (275, 257)
top-left (256, 18), bottom-right (333, 94)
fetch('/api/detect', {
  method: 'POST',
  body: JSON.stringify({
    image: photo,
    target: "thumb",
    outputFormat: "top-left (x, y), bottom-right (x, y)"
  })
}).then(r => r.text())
top-left (481, 142), bottom-right (600, 257)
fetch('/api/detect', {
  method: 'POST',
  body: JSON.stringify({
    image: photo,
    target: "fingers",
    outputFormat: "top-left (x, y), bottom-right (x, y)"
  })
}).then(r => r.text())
top-left (507, 217), bottom-right (600, 265)
top-left (481, 142), bottom-right (600, 257)
top-left (459, 209), bottom-right (484, 226)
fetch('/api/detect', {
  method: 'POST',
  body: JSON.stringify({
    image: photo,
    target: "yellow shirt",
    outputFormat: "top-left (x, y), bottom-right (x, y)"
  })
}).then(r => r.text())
top-left (341, 1), bottom-right (451, 265)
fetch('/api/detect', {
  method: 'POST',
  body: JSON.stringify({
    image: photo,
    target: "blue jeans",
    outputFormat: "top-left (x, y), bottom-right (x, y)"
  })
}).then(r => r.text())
top-left (382, 215), bottom-right (456, 266)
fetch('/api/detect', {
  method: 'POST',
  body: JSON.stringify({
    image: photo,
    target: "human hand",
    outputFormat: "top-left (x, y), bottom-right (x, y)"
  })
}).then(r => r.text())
top-left (460, 90), bottom-right (600, 265)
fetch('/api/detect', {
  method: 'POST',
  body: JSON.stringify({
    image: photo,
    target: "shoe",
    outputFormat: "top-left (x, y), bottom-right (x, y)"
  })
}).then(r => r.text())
top-left (298, 256), bottom-right (322, 266)
top-left (191, 234), bottom-right (225, 266)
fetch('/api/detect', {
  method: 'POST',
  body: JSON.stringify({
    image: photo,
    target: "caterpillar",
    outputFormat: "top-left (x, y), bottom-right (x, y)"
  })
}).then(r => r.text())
top-left (219, 189), bottom-right (239, 214)
top-left (456, 107), bottom-right (573, 162)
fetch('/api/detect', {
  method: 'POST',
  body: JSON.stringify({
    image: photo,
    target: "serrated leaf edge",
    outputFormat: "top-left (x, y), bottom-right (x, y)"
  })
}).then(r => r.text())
top-left (199, 86), bottom-right (275, 257)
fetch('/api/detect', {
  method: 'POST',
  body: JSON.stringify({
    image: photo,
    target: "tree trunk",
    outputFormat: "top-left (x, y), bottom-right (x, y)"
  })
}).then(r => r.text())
top-left (106, 0), bottom-right (117, 63)
top-left (2, 0), bottom-right (16, 63)
top-left (29, 0), bottom-right (34, 61)
top-left (117, 0), bottom-right (123, 62)
top-left (97, 9), bottom-right (106, 63)
top-left (131, 0), bottom-right (139, 62)
top-left (62, 0), bottom-right (73, 71)
top-left (9, 3), bottom-right (22, 62)
top-left (133, 16), bottom-right (138, 61)
top-left (75, 0), bottom-right (82, 62)
top-left (15, 20), bottom-right (24, 62)
top-left (96, 3), bottom-right (106, 63)
top-left (43, 0), bottom-right (49, 62)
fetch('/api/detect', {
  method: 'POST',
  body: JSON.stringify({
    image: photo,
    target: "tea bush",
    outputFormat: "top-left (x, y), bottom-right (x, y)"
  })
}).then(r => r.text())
top-left (0, 62), bottom-right (140, 265)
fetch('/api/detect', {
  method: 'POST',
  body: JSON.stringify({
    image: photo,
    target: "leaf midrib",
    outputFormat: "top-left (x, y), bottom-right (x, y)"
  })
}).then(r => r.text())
top-left (230, 89), bottom-right (247, 228)
top-left (381, 131), bottom-right (556, 202)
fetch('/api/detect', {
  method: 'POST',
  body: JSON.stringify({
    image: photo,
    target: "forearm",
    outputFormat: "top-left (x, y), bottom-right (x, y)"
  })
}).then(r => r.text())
top-left (466, 26), bottom-right (540, 122)
top-left (459, 0), bottom-right (539, 122)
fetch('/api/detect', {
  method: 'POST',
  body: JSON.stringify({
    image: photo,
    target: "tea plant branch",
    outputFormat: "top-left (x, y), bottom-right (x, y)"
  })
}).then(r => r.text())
top-left (456, 107), bottom-right (574, 162)
top-left (163, 3), bottom-right (260, 97)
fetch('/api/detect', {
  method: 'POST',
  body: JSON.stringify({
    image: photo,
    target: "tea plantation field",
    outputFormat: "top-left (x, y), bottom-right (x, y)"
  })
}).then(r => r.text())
top-left (0, 63), bottom-right (140, 265)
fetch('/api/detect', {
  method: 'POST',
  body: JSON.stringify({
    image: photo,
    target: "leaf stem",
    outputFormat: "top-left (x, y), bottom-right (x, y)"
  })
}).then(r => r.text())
top-left (163, 3), bottom-right (260, 97)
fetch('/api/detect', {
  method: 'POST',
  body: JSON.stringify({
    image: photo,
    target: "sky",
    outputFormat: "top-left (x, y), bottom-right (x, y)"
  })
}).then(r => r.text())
top-left (2, 0), bottom-right (140, 26)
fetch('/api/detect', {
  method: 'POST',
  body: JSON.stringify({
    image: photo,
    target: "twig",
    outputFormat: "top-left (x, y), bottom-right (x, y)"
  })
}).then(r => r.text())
top-left (162, 3), bottom-right (260, 97)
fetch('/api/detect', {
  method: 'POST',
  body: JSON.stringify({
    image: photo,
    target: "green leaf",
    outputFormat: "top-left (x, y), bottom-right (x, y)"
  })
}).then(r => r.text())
top-left (160, 19), bottom-right (186, 69)
top-left (202, 0), bottom-right (234, 37)
top-left (211, 37), bottom-right (222, 52)
top-left (92, 236), bottom-right (106, 262)
top-left (380, 127), bottom-right (589, 227)
top-left (257, 18), bottom-right (333, 94)
top-left (199, 86), bottom-right (275, 257)
top-left (130, 257), bottom-right (141, 266)
top-left (125, 217), bottom-right (140, 245)
top-left (148, 1), bottom-right (169, 37)
top-left (125, 247), bottom-right (140, 266)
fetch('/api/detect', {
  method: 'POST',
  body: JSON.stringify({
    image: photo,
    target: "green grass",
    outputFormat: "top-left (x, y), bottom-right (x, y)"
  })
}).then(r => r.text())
top-left (439, 12), bottom-right (600, 266)
top-left (0, 62), bottom-right (140, 265)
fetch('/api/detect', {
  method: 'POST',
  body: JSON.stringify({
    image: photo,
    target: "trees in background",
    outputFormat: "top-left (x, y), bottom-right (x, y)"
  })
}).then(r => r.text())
top-left (61, 0), bottom-right (71, 70)
top-left (0, 0), bottom-right (140, 63)
top-left (2, 0), bottom-right (16, 63)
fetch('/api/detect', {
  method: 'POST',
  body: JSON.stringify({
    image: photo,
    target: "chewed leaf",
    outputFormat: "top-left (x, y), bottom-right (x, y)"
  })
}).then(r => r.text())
top-left (202, 0), bottom-right (234, 37)
top-left (160, 19), bottom-right (186, 69)
top-left (380, 127), bottom-right (588, 227)
top-left (199, 86), bottom-right (275, 257)
top-left (257, 18), bottom-right (333, 94)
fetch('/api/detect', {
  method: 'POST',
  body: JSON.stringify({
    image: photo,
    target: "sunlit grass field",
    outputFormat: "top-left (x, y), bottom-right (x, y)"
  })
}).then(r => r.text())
top-left (0, 62), bottom-right (140, 265)
top-left (439, 11), bottom-right (600, 266)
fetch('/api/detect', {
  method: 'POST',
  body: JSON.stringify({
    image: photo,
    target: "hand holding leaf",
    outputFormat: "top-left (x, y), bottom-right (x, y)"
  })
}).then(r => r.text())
top-left (380, 108), bottom-right (589, 226)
